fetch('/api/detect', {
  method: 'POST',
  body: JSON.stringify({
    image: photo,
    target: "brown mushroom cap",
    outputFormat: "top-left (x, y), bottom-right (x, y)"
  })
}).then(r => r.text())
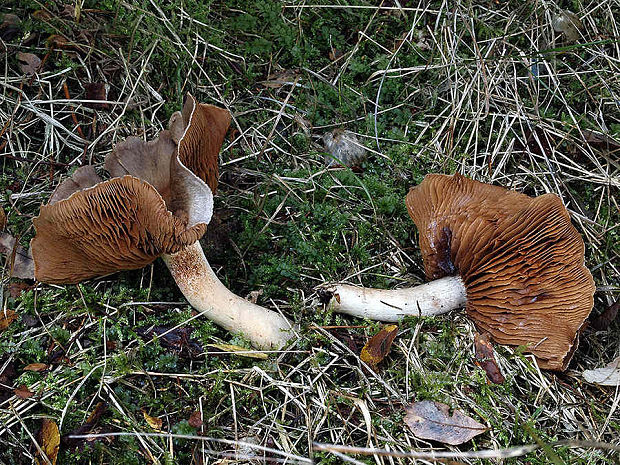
top-left (31, 95), bottom-right (231, 284)
top-left (406, 173), bottom-right (595, 370)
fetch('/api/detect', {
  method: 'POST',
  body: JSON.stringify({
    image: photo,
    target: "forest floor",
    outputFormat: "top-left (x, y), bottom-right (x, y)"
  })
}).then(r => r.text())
top-left (0, 0), bottom-right (619, 463)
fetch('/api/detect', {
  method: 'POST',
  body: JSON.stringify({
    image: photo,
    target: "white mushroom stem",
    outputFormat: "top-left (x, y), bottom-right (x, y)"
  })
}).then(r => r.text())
top-left (329, 275), bottom-right (467, 321)
top-left (162, 242), bottom-right (295, 349)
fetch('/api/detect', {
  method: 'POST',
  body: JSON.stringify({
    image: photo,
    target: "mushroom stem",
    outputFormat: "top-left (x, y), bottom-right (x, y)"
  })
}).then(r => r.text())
top-left (329, 276), bottom-right (467, 321)
top-left (162, 242), bottom-right (295, 349)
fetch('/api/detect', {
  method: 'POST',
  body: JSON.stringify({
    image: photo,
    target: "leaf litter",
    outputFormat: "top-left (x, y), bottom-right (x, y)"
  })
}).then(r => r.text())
top-left (360, 324), bottom-right (398, 368)
top-left (404, 400), bottom-right (488, 446)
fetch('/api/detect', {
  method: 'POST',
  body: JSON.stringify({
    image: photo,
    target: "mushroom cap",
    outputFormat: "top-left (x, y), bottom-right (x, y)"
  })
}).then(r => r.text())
top-left (32, 176), bottom-right (206, 283)
top-left (31, 95), bottom-right (231, 284)
top-left (406, 173), bottom-right (595, 370)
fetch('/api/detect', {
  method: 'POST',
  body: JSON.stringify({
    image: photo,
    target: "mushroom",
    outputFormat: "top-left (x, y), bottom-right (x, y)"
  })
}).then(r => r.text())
top-left (329, 173), bottom-right (595, 370)
top-left (31, 95), bottom-right (295, 349)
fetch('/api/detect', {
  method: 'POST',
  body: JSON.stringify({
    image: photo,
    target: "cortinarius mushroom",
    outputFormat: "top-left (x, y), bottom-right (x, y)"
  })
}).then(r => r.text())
top-left (330, 174), bottom-right (595, 370)
top-left (31, 95), bottom-right (295, 349)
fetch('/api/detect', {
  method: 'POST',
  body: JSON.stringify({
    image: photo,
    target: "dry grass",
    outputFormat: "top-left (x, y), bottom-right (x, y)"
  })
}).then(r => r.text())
top-left (0, 0), bottom-right (619, 463)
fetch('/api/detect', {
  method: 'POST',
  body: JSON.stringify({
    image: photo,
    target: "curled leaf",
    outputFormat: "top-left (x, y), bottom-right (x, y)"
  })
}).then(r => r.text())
top-left (474, 332), bottom-right (505, 384)
top-left (590, 300), bottom-right (619, 331)
top-left (63, 402), bottom-right (108, 449)
top-left (142, 409), bottom-right (163, 431)
top-left (360, 324), bottom-right (398, 367)
top-left (552, 10), bottom-right (584, 43)
top-left (583, 356), bottom-right (620, 386)
top-left (36, 419), bottom-right (60, 465)
top-left (404, 400), bottom-right (487, 445)
top-left (0, 14), bottom-right (20, 41)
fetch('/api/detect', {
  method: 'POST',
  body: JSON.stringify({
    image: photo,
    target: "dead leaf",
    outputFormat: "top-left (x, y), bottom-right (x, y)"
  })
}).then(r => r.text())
top-left (360, 324), bottom-right (398, 367)
top-left (32, 10), bottom-right (53, 21)
top-left (404, 400), bottom-right (487, 445)
top-left (188, 410), bottom-right (203, 428)
top-left (63, 402), bottom-right (108, 449)
top-left (260, 69), bottom-right (300, 89)
top-left (47, 34), bottom-right (70, 50)
top-left (0, 359), bottom-right (17, 403)
top-left (23, 363), bottom-right (48, 372)
top-left (583, 356), bottom-right (620, 386)
top-left (8, 282), bottom-right (34, 298)
top-left (0, 232), bottom-right (35, 280)
top-left (552, 10), bottom-right (584, 43)
top-left (16, 52), bottom-right (41, 75)
top-left (0, 13), bottom-right (20, 41)
top-left (14, 384), bottom-right (34, 399)
top-left (0, 309), bottom-right (18, 331)
top-left (36, 419), bottom-right (60, 465)
top-left (474, 332), bottom-right (505, 384)
top-left (581, 130), bottom-right (620, 153)
top-left (137, 326), bottom-right (203, 359)
top-left (205, 343), bottom-right (268, 360)
top-left (590, 299), bottom-right (619, 331)
top-left (0, 208), bottom-right (5, 230)
top-left (142, 409), bottom-right (163, 431)
top-left (84, 82), bottom-right (109, 109)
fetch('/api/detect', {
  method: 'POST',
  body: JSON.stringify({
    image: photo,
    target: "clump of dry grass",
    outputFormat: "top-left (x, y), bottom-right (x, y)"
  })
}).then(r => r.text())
top-left (0, 0), bottom-right (618, 463)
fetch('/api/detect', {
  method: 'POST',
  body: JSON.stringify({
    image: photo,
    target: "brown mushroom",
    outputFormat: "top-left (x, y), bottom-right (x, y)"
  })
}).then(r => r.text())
top-left (31, 95), bottom-right (295, 349)
top-left (329, 174), bottom-right (595, 370)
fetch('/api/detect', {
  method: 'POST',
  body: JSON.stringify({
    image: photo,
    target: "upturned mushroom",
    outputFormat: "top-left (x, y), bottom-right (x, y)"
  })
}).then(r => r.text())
top-left (31, 95), bottom-right (295, 349)
top-left (329, 173), bottom-right (595, 370)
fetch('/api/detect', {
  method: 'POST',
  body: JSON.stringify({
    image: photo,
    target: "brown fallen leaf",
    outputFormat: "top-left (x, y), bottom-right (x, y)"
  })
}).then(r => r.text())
top-left (590, 299), bottom-right (619, 331)
top-left (7, 282), bottom-right (34, 298)
top-left (474, 332), bottom-right (505, 384)
top-left (137, 326), bottom-right (203, 359)
top-left (84, 82), bottom-right (109, 109)
top-left (16, 51), bottom-right (41, 75)
top-left (360, 324), bottom-right (398, 368)
top-left (404, 400), bottom-right (487, 445)
top-left (0, 232), bottom-right (35, 280)
top-left (23, 363), bottom-right (49, 372)
top-left (36, 419), bottom-right (60, 465)
top-left (47, 34), bottom-right (70, 50)
top-left (142, 409), bottom-right (163, 431)
top-left (0, 208), bottom-right (5, 230)
top-left (0, 309), bottom-right (18, 331)
top-left (63, 402), bottom-right (108, 449)
top-left (14, 384), bottom-right (34, 399)
top-left (0, 13), bottom-right (20, 41)
top-left (188, 410), bottom-right (203, 428)
top-left (583, 356), bottom-right (620, 386)
top-left (581, 130), bottom-right (620, 153)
